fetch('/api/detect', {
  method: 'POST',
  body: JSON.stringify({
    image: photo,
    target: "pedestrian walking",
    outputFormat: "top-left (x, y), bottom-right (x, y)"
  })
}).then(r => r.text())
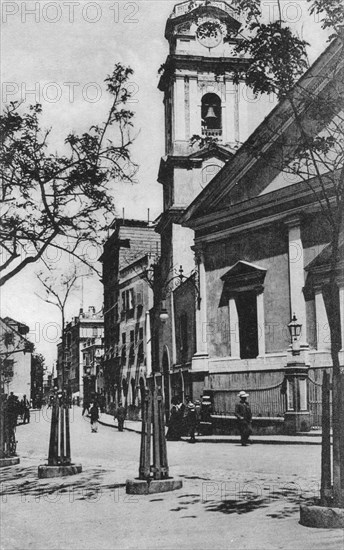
top-left (235, 391), bottom-right (252, 446)
top-left (186, 398), bottom-right (197, 443)
top-left (89, 402), bottom-right (99, 433)
top-left (115, 402), bottom-right (126, 432)
top-left (22, 395), bottom-right (30, 424)
top-left (194, 400), bottom-right (201, 435)
top-left (82, 400), bottom-right (90, 416)
top-left (166, 396), bottom-right (183, 440)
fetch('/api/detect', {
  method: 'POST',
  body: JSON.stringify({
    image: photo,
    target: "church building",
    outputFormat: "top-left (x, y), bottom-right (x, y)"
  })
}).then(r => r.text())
top-left (154, 0), bottom-right (273, 408)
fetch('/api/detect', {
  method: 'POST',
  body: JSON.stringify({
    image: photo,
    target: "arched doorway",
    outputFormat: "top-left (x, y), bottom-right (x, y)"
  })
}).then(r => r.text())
top-left (162, 347), bottom-right (171, 422)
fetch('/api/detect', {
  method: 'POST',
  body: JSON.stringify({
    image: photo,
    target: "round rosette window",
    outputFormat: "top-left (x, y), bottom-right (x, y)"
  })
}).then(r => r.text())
top-left (196, 21), bottom-right (223, 49)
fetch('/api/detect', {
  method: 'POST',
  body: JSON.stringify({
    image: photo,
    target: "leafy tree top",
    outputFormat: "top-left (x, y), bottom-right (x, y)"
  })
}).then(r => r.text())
top-left (0, 63), bottom-right (137, 286)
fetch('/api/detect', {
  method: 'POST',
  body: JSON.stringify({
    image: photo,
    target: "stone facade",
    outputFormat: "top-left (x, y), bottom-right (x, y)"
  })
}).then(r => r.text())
top-left (57, 307), bottom-right (104, 401)
top-left (100, 219), bottom-right (160, 418)
top-left (0, 317), bottom-right (32, 397)
top-left (81, 336), bottom-right (105, 400)
top-left (181, 37), bottom-right (344, 429)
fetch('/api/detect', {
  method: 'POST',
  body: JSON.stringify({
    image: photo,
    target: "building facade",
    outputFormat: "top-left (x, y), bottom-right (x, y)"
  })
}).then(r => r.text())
top-left (81, 336), bottom-right (105, 403)
top-left (181, 37), bottom-right (344, 430)
top-left (57, 306), bottom-right (104, 402)
top-left (0, 317), bottom-right (32, 397)
top-left (101, 219), bottom-right (160, 418)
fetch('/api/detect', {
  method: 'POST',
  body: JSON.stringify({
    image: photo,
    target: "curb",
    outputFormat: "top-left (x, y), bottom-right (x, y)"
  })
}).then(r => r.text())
top-left (99, 418), bottom-right (323, 445)
top-left (98, 418), bottom-right (141, 434)
top-left (180, 437), bottom-right (322, 445)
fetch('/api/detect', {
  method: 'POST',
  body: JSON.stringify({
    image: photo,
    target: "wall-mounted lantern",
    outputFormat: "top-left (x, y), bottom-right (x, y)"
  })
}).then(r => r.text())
top-left (288, 313), bottom-right (302, 354)
top-left (159, 299), bottom-right (169, 324)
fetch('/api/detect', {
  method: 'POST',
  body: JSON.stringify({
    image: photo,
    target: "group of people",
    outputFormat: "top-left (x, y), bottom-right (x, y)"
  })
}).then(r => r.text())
top-left (84, 389), bottom-right (253, 443)
top-left (166, 391), bottom-right (253, 446)
top-left (4, 393), bottom-right (30, 427)
top-left (166, 395), bottom-right (203, 443)
top-left (86, 399), bottom-right (127, 433)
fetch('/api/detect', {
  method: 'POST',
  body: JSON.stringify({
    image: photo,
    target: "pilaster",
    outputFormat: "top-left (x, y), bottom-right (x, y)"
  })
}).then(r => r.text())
top-left (189, 74), bottom-right (201, 137)
top-left (285, 216), bottom-right (307, 344)
top-left (314, 285), bottom-right (331, 351)
top-left (174, 75), bottom-right (186, 141)
top-left (229, 296), bottom-right (240, 358)
top-left (338, 277), bottom-right (344, 352)
top-left (256, 288), bottom-right (266, 356)
top-left (192, 248), bottom-right (209, 372)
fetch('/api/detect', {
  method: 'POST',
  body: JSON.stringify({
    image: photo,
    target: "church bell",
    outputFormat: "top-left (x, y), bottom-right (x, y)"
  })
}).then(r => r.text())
top-left (205, 106), bottom-right (217, 119)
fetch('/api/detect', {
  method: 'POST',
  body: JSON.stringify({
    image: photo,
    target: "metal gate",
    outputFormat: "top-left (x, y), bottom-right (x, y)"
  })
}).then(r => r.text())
top-left (308, 368), bottom-right (332, 428)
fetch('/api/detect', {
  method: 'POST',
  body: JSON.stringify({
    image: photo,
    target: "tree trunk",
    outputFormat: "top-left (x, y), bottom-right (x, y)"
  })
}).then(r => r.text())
top-left (321, 370), bottom-right (331, 505)
top-left (324, 229), bottom-right (344, 507)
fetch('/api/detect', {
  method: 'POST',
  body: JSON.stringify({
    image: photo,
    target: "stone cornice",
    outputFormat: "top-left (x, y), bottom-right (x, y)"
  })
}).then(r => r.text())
top-left (189, 177), bottom-right (336, 241)
top-left (155, 207), bottom-right (186, 234)
top-left (158, 147), bottom-right (232, 184)
top-left (158, 54), bottom-right (249, 91)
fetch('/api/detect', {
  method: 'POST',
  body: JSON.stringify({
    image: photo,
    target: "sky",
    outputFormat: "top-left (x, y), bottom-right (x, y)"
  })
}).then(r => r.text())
top-left (1, 0), bottom-right (330, 370)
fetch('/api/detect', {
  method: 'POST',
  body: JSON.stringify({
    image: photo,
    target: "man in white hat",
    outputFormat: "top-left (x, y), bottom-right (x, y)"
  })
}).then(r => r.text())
top-left (235, 391), bottom-right (252, 446)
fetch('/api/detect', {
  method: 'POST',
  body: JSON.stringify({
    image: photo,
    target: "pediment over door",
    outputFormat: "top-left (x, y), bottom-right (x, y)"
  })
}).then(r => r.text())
top-left (220, 260), bottom-right (267, 296)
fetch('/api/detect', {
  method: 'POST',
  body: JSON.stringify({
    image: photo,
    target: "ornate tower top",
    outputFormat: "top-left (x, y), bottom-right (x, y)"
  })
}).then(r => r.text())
top-left (164, 0), bottom-right (242, 54)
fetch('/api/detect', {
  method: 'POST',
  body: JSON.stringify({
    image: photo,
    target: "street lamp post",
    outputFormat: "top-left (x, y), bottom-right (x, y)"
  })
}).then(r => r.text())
top-left (126, 266), bottom-right (200, 495)
top-left (284, 313), bottom-right (311, 434)
top-left (38, 314), bottom-right (82, 478)
top-left (158, 266), bottom-right (201, 325)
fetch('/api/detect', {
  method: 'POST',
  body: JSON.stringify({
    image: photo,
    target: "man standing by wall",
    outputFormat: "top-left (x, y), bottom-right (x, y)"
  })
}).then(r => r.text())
top-left (235, 391), bottom-right (252, 446)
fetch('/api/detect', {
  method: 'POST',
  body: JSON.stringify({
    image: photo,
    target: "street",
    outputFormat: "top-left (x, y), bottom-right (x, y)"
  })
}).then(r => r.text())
top-left (0, 409), bottom-right (343, 550)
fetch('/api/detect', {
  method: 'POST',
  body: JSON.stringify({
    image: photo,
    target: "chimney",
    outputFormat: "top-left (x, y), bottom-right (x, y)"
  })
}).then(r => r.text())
top-left (89, 306), bottom-right (96, 315)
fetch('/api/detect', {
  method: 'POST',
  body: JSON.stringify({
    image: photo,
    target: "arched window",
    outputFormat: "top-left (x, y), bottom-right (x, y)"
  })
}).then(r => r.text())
top-left (201, 93), bottom-right (222, 137)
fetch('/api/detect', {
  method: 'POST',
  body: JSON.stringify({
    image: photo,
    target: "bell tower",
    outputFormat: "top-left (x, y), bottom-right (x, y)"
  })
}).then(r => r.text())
top-left (157, 0), bottom-right (258, 214)
top-left (155, 0), bottom-right (271, 374)
top-left (160, 0), bottom-right (245, 157)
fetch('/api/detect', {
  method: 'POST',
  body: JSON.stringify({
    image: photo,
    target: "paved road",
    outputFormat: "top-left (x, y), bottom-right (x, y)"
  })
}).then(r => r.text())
top-left (1, 408), bottom-right (343, 550)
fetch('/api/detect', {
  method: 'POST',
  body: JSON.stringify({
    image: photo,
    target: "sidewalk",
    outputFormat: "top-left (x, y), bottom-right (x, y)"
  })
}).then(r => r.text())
top-left (98, 412), bottom-right (328, 445)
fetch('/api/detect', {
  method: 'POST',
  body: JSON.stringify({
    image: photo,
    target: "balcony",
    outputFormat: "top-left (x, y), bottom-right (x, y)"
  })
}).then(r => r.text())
top-left (201, 128), bottom-right (222, 138)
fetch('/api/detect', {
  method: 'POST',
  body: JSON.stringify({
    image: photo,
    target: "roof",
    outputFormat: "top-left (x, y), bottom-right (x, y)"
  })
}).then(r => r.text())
top-left (99, 218), bottom-right (161, 265)
top-left (2, 317), bottom-right (29, 335)
top-left (110, 218), bottom-right (153, 230)
top-left (0, 317), bottom-right (32, 347)
top-left (305, 241), bottom-right (344, 272)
